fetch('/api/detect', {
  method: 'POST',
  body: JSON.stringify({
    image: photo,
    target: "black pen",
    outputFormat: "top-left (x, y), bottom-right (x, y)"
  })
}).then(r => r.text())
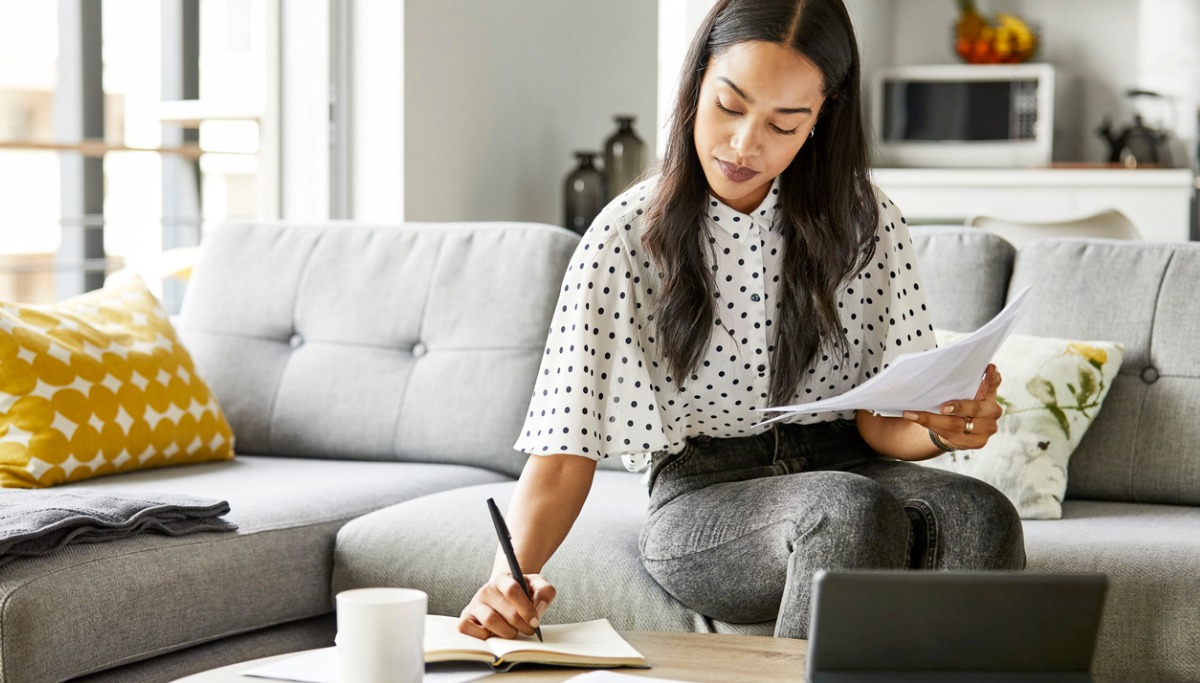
top-left (486, 497), bottom-right (543, 642)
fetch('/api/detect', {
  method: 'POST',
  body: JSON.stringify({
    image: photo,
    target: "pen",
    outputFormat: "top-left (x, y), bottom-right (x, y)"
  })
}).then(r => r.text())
top-left (486, 497), bottom-right (543, 642)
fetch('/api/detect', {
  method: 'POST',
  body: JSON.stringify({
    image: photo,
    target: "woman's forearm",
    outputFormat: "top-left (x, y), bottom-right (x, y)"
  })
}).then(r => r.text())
top-left (493, 453), bottom-right (597, 577)
top-left (855, 410), bottom-right (942, 461)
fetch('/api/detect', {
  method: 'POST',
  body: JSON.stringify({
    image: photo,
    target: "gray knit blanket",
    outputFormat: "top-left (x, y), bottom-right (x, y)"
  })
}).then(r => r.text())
top-left (0, 489), bottom-right (237, 567)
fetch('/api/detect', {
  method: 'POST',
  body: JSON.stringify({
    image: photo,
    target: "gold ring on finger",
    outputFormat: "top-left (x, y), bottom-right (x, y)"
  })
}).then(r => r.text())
top-left (963, 416), bottom-right (974, 435)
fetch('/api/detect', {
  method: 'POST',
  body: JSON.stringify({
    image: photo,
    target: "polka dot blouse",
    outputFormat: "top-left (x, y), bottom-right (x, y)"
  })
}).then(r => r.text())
top-left (513, 175), bottom-right (936, 473)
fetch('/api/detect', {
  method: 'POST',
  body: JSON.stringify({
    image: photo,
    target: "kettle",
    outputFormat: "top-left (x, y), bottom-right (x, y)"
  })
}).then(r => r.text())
top-left (1098, 90), bottom-right (1174, 168)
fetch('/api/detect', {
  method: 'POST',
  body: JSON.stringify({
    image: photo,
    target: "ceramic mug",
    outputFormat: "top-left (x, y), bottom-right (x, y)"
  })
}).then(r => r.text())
top-left (335, 588), bottom-right (427, 683)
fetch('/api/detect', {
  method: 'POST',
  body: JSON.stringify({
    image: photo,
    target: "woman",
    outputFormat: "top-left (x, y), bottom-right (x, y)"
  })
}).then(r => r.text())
top-left (459, 0), bottom-right (1024, 641)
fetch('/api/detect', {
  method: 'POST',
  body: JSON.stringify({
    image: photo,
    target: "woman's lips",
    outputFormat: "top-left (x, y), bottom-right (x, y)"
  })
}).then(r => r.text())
top-left (717, 159), bottom-right (758, 183)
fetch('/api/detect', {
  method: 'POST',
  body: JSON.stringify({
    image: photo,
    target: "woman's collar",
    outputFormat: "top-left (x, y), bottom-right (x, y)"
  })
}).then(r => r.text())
top-left (704, 176), bottom-right (782, 234)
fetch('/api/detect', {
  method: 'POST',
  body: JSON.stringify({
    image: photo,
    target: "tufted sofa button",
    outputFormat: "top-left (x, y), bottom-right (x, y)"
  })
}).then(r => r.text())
top-left (289, 334), bottom-right (304, 349)
top-left (1141, 366), bottom-right (1159, 384)
top-left (412, 342), bottom-right (427, 357)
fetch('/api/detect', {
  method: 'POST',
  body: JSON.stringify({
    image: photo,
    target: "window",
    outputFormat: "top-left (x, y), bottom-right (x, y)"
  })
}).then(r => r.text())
top-left (0, 0), bottom-right (269, 310)
top-left (0, 0), bottom-right (59, 303)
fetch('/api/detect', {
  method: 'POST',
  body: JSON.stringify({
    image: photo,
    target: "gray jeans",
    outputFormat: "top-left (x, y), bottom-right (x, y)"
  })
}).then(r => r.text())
top-left (638, 420), bottom-right (1026, 638)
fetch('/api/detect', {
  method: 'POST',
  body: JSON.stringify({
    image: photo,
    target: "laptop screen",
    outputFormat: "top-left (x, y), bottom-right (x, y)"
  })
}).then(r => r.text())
top-left (806, 571), bottom-right (1106, 682)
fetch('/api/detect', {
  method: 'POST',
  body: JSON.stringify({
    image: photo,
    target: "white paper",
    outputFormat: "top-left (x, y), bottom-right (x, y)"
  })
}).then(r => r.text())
top-left (758, 286), bottom-right (1032, 420)
top-left (565, 672), bottom-right (686, 683)
top-left (240, 647), bottom-right (493, 683)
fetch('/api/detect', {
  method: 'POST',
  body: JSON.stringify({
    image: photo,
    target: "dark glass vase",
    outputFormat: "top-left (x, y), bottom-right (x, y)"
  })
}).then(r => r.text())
top-left (603, 115), bottom-right (647, 200)
top-left (563, 152), bottom-right (606, 235)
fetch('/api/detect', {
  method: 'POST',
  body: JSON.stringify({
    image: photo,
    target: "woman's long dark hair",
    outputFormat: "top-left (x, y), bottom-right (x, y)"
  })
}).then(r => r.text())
top-left (643, 0), bottom-right (878, 406)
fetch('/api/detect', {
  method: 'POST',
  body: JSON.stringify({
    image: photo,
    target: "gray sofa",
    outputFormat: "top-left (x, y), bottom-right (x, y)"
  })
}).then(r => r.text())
top-left (2, 221), bottom-right (1197, 683)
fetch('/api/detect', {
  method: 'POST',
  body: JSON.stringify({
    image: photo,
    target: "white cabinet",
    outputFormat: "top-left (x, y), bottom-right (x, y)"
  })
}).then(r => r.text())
top-left (872, 168), bottom-right (1195, 243)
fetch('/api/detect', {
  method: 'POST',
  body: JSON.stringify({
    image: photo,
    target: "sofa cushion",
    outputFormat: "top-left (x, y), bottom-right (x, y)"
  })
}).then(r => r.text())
top-left (1009, 239), bottom-right (1200, 505)
top-left (1024, 500), bottom-right (1200, 683)
top-left (0, 456), bottom-right (509, 683)
top-left (922, 331), bottom-right (1125, 519)
top-left (0, 278), bottom-right (234, 488)
top-left (177, 222), bottom-right (580, 478)
top-left (332, 471), bottom-right (773, 635)
top-left (910, 227), bottom-right (1015, 333)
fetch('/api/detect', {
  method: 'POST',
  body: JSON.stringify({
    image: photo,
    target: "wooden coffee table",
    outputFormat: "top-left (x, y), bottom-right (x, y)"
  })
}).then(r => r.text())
top-left (172, 631), bottom-right (808, 682)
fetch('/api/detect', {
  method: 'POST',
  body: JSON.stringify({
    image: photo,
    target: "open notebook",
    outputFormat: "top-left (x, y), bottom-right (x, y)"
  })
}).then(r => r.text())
top-left (426, 614), bottom-right (648, 671)
top-left (243, 615), bottom-right (648, 682)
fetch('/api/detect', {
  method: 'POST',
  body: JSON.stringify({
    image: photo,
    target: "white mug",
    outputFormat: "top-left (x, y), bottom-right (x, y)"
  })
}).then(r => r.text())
top-left (335, 587), bottom-right (427, 683)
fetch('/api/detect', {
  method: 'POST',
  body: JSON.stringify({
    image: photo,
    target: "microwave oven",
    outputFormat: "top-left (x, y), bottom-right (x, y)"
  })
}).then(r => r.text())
top-left (871, 63), bottom-right (1057, 168)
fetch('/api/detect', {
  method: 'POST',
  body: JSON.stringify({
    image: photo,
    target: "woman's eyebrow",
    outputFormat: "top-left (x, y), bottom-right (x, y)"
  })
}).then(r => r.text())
top-left (718, 77), bottom-right (813, 115)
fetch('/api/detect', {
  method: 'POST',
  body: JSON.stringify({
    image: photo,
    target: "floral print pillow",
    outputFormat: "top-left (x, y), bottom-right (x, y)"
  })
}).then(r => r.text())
top-left (918, 331), bottom-right (1125, 519)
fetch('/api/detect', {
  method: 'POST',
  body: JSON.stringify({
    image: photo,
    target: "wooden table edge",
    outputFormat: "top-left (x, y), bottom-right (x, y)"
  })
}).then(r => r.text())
top-left (170, 631), bottom-right (808, 683)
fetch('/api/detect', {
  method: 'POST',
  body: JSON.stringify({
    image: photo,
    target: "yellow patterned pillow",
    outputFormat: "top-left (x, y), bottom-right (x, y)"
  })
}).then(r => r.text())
top-left (0, 279), bottom-right (234, 488)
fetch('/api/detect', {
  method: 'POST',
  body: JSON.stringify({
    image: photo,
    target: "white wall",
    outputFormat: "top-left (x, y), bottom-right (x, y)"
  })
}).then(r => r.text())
top-left (404, 0), bottom-right (658, 225)
top-left (351, 0), bottom-right (404, 221)
top-left (843, 0), bottom-right (895, 127)
top-left (1138, 0), bottom-right (1200, 168)
top-left (278, 0), bottom-right (405, 222)
top-left (279, 0), bottom-right (330, 220)
top-left (657, 0), bottom-right (720, 158)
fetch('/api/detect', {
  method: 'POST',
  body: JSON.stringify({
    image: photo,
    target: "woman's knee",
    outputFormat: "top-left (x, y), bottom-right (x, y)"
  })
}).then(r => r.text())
top-left (806, 473), bottom-right (909, 547)
top-left (928, 475), bottom-right (1026, 569)
top-left (976, 481), bottom-right (1025, 568)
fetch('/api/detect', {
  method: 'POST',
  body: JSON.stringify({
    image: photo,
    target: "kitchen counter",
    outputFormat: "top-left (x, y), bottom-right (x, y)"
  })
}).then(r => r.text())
top-left (872, 167), bottom-right (1195, 243)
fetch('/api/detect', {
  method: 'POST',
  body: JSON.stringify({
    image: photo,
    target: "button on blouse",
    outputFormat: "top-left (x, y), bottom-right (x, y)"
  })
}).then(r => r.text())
top-left (513, 176), bottom-right (935, 472)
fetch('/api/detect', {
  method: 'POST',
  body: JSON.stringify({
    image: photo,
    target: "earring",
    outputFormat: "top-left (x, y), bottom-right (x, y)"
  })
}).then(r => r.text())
top-left (809, 127), bottom-right (816, 139)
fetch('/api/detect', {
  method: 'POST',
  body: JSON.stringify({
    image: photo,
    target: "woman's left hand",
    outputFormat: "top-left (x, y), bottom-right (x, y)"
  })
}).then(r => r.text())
top-left (905, 364), bottom-right (1003, 451)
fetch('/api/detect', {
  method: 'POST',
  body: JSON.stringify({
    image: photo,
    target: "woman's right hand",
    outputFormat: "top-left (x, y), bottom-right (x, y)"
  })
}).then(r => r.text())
top-left (457, 452), bottom-right (593, 640)
top-left (458, 572), bottom-right (556, 640)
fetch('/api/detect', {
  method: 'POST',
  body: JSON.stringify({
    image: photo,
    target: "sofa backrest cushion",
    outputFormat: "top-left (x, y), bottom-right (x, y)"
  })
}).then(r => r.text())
top-left (1009, 239), bottom-right (1200, 505)
top-left (910, 227), bottom-right (1016, 332)
top-left (178, 222), bottom-right (580, 478)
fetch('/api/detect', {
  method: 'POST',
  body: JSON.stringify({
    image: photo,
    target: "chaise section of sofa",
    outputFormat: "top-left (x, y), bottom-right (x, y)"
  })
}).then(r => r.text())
top-left (333, 471), bottom-right (713, 633)
top-left (0, 221), bottom-right (583, 683)
top-left (1, 457), bottom-right (507, 683)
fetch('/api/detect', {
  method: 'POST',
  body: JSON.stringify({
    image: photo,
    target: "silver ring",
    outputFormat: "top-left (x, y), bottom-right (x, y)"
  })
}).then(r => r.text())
top-left (963, 417), bottom-right (974, 436)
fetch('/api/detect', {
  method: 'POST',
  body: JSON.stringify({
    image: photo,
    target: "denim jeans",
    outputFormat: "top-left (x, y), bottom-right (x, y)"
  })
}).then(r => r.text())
top-left (637, 420), bottom-right (1026, 639)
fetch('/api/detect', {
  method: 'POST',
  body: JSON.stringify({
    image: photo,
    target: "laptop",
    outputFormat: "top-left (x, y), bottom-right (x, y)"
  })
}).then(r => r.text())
top-left (806, 570), bottom-right (1108, 683)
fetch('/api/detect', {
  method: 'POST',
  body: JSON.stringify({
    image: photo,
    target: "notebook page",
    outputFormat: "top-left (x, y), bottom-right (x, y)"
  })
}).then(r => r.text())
top-left (486, 619), bottom-right (644, 661)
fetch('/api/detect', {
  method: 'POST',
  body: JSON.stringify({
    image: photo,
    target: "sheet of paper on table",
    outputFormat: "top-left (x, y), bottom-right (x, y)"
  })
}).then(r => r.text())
top-left (240, 647), bottom-right (493, 683)
top-left (757, 285), bottom-right (1032, 421)
top-left (565, 672), bottom-right (687, 682)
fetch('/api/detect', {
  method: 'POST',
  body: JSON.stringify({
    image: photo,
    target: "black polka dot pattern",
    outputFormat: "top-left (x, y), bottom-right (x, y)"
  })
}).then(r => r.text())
top-left (512, 178), bottom-right (935, 472)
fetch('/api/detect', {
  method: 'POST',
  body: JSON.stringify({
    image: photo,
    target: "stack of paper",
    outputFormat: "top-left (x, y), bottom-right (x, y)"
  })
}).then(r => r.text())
top-left (758, 286), bottom-right (1032, 421)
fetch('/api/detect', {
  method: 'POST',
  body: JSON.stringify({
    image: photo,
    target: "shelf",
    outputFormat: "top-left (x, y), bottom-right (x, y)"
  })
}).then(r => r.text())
top-left (156, 100), bottom-right (262, 127)
top-left (872, 167), bottom-right (1194, 189)
top-left (0, 139), bottom-right (204, 159)
top-left (872, 166), bottom-right (1195, 242)
top-left (0, 139), bottom-right (254, 159)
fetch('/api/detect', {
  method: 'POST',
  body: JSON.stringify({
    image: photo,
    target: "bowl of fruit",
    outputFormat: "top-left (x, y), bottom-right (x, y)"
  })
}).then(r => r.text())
top-left (954, 0), bottom-right (1038, 64)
